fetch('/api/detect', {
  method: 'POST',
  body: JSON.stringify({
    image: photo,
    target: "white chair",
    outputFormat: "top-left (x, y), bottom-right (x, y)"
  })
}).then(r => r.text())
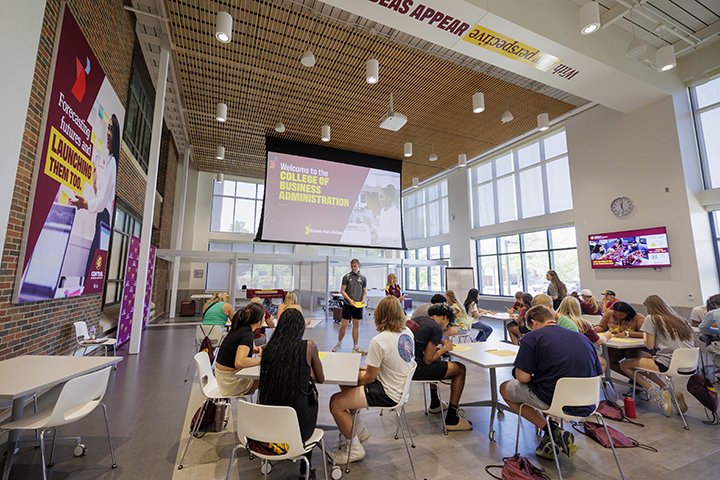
top-left (1, 366), bottom-right (117, 480)
top-left (73, 321), bottom-right (117, 361)
top-left (178, 352), bottom-right (238, 470)
top-left (449, 332), bottom-right (474, 344)
top-left (228, 399), bottom-right (329, 480)
top-left (345, 364), bottom-right (423, 480)
top-left (412, 380), bottom-right (448, 435)
top-left (514, 376), bottom-right (626, 480)
top-left (632, 347), bottom-right (699, 429)
top-left (195, 324), bottom-right (226, 350)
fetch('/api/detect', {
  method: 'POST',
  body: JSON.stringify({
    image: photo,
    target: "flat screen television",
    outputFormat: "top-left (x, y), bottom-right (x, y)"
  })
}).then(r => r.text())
top-left (588, 226), bottom-right (671, 269)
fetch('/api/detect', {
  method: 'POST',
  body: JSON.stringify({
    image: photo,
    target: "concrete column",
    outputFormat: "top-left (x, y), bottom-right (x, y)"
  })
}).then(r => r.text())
top-left (169, 147), bottom-right (190, 318)
top-left (129, 38), bottom-right (170, 354)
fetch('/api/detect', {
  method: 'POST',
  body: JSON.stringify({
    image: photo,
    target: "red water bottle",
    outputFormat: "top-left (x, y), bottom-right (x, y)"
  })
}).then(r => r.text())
top-left (623, 396), bottom-right (637, 419)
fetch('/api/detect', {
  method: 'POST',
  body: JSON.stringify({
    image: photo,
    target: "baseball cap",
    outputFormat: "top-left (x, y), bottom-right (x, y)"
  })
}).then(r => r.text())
top-left (580, 289), bottom-right (593, 297)
top-left (601, 289), bottom-right (616, 296)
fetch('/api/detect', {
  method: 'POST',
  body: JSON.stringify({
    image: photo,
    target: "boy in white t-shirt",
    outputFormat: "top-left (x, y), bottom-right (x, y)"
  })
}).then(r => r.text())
top-left (329, 296), bottom-right (415, 464)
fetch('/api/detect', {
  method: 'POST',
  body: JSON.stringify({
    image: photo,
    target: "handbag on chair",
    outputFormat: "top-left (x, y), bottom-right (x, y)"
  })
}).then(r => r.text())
top-left (485, 454), bottom-right (550, 479)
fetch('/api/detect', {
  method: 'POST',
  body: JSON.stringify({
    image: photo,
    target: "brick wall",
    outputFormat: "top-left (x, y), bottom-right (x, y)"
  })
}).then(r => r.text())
top-left (0, 0), bottom-right (176, 359)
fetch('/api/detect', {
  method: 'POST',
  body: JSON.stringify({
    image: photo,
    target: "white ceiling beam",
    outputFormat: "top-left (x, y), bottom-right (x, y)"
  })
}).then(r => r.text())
top-left (600, 4), bottom-right (630, 30)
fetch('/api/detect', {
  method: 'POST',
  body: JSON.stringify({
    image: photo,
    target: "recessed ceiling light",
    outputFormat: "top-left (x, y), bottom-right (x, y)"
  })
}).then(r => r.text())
top-left (215, 11), bottom-right (233, 43)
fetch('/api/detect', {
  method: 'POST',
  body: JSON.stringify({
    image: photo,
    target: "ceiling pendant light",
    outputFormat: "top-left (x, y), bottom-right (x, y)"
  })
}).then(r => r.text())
top-left (366, 58), bottom-right (379, 84)
top-left (472, 92), bottom-right (485, 113)
top-left (321, 124), bottom-right (331, 142)
top-left (403, 142), bottom-right (413, 158)
top-left (501, 110), bottom-right (514, 123)
top-left (301, 49), bottom-right (316, 67)
top-left (626, 9), bottom-right (647, 58)
top-left (458, 153), bottom-right (467, 167)
top-left (216, 102), bottom-right (227, 122)
top-left (537, 113), bottom-right (549, 131)
top-left (579, 1), bottom-right (601, 35)
top-left (275, 122), bottom-right (286, 133)
top-left (429, 152), bottom-right (438, 162)
top-left (215, 11), bottom-right (233, 43)
top-left (411, 177), bottom-right (419, 188)
top-left (216, 146), bottom-right (225, 160)
top-left (217, 173), bottom-right (224, 183)
top-left (655, 44), bottom-right (676, 72)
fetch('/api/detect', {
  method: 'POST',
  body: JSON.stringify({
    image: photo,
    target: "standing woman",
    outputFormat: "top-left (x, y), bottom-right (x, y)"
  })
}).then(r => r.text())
top-left (214, 303), bottom-right (264, 397)
top-left (620, 295), bottom-right (694, 416)
top-left (545, 270), bottom-right (567, 310)
top-left (260, 308), bottom-right (325, 478)
top-left (385, 273), bottom-right (404, 301)
top-left (71, 114), bottom-right (119, 279)
top-left (464, 288), bottom-right (493, 342)
top-left (202, 292), bottom-right (234, 326)
top-left (277, 291), bottom-right (306, 324)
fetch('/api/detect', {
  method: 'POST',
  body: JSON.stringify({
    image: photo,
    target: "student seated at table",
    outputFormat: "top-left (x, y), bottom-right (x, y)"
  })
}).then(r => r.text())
top-left (260, 308), bottom-right (324, 478)
top-left (594, 301), bottom-right (647, 379)
top-left (558, 296), bottom-right (612, 371)
top-left (464, 288), bottom-right (494, 342)
top-left (214, 303), bottom-right (264, 396)
top-left (699, 294), bottom-right (720, 339)
top-left (500, 305), bottom-right (602, 460)
top-left (277, 291), bottom-right (308, 325)
top-left (412, 303), bottom-right (473, 431)
top-left (531, 294), bottom-right (579, 332)
top-left (249, 297), bottom-right (275, 346)
top-left (620, 295), bottom-right (694, 416)
top-left (445, 290), bottom-right (472, 332)
top-left (202, 292), bottom-right (234, 326)
top-left (579, 289), bottom-right (602, 315)
top-left (690, 304), bottom-right (707, 328)
top-left (329, 296), bottom-right (415, 464)
top-left (508, 293), bottom-right (533, 345)
top-left (507, 291), bottom-right (524, 314)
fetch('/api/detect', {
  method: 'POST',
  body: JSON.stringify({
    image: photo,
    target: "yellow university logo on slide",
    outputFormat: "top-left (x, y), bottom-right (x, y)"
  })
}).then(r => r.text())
top-left (463, 25), bottom-right (561, 72)
top-left (95, 255), bottom-right (103, 270)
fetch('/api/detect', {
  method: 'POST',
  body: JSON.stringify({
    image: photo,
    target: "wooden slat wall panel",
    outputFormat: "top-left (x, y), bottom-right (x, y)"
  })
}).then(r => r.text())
top-left (166, 0), bottom-right (576, 187)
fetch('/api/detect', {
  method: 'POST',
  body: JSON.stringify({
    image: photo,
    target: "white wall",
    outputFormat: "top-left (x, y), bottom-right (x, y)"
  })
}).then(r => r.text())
top-left (446, 167), bottom-right (474, 268)
top-left (566, 97), bottom-right (714, 307)
top-left (0, 0), bottom-right (47, 250)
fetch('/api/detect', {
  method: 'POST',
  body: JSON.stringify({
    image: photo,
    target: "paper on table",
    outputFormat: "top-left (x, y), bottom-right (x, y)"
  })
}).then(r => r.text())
top-left (452, 345), bottom-right (473, 352)
top-left (610, 338), bottom-right (643, 344)
top-left (485, 349), bottom-right (517, 357)
top-left (319, 351), bottom-right (329, 360)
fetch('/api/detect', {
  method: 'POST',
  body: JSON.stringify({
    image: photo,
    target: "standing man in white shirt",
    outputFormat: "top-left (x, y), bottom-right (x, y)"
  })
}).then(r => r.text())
top-left (333, 259), bottom-right (368, 353)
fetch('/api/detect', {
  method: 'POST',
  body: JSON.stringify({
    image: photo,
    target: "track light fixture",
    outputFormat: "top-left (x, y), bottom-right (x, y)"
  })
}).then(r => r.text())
top-left (403, 142), bottom-right (413, 158)
top-left (472, 92), bottom-right (485, 113)
top-left (537, 113), bottom-right (549, 131)
top-left (301, 50), bottom-right (316, 67)
top-left (579, 1), bottom-right (601, 35)
top-left (216, 102), bottom-right (227, 122)
top-left (275, 122), bottom-right (286, 133)
top-left (321, 124), bottom-right (331, 142)
top-left (655, 44), bottom-right (676, 72)
top-left (366, 58), bottom-right (379, 84)
top-left (215, 11), bottom-right (233, 43)
top-left (501, 110), bottom-right (514, 123)
top-left (216, 146), bottom-right (225, 160)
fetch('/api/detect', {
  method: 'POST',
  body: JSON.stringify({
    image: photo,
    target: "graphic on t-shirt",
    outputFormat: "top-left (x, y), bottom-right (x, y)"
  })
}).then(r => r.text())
top-left (397, 334), bottom-right (413, 362)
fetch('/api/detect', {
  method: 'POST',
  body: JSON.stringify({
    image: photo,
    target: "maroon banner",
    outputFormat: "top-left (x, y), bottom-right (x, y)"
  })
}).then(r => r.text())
top-left (117, 236), bottom-right (156, 347)
top-left (15, 6), bottom-right (124, 303)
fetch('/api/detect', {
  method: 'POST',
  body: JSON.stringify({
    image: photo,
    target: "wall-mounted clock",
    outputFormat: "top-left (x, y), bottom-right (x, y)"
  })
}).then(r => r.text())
top-left (610, 196), bottom-right (634, 218)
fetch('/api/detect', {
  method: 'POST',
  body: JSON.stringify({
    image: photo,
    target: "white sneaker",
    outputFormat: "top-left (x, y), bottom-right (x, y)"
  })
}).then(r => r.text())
top-left (356, 423), bottom-right (371, 443)
top-left (353, 345), bottom-right (367, 355)
top-left (650, 388), bottom-right (672, 417)
top-left (333, 437), bottom-right (365, 464)
top-left (331, 342), bottom-right (341, 352)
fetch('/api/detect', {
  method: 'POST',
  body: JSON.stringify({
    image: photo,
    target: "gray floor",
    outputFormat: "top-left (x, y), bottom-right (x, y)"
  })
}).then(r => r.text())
top-left (3, 314), bottom-right (719, 480)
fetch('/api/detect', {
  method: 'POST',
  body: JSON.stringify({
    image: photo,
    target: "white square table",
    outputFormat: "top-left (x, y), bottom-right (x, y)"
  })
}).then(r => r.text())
top-left (449, 341), bottom-right (519, 441)
top-left (0, 355), bottom-right (122, 480)
top-left (602, 337), bottom-right (645, 388)
top-left (237, 351), bottom-right (361, 386)
top-left (479, 312), bottom-right (514, 343)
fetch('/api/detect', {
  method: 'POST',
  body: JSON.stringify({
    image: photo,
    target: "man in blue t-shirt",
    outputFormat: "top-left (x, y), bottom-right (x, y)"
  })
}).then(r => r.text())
top-left (500, 305), bottom-right (602, 460)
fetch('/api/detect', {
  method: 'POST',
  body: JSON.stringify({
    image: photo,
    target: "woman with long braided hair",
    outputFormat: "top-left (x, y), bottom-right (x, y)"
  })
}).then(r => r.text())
top-left (260, 308), bottom-right (324, 479)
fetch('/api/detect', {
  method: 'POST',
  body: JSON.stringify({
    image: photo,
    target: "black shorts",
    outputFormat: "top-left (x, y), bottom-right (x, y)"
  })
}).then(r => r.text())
top-left (413, 361), bottom-right (449, 381)
top-left (364, 380), bottom-right (397, 407)
top-left (655, 360), bottom-right (669, 373)
top-left (342, 304), bottom-right (364, 320)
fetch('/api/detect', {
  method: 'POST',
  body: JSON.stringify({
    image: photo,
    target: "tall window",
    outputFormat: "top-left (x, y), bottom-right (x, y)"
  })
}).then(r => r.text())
top-left (123, 46), bottom-right (154, 172)
top-left (210, 179), bottom-right (264, 233)
top-left (691, 76), bottom-right (720, 272)
top-left (103, 205), bottom-right (141, 306)
top-left (470, 129), bottom-right (572, 227)
top-left (476, 227), bottom-right (579, 297)
top-left (403, 180), bottom-right (449, 240)
top-left (206, 242), bottom-right (295, 290)
top-left (405, 244), bottom-right (450, 292)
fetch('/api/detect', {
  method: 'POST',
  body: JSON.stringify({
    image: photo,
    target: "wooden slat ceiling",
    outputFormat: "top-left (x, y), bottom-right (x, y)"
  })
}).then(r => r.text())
top-left (166, 0), bottom-right (577, 188)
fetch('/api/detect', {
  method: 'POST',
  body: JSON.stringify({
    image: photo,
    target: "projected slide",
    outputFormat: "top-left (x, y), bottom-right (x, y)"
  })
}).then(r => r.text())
top-left (260, 150), bottom-right (403, 249)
